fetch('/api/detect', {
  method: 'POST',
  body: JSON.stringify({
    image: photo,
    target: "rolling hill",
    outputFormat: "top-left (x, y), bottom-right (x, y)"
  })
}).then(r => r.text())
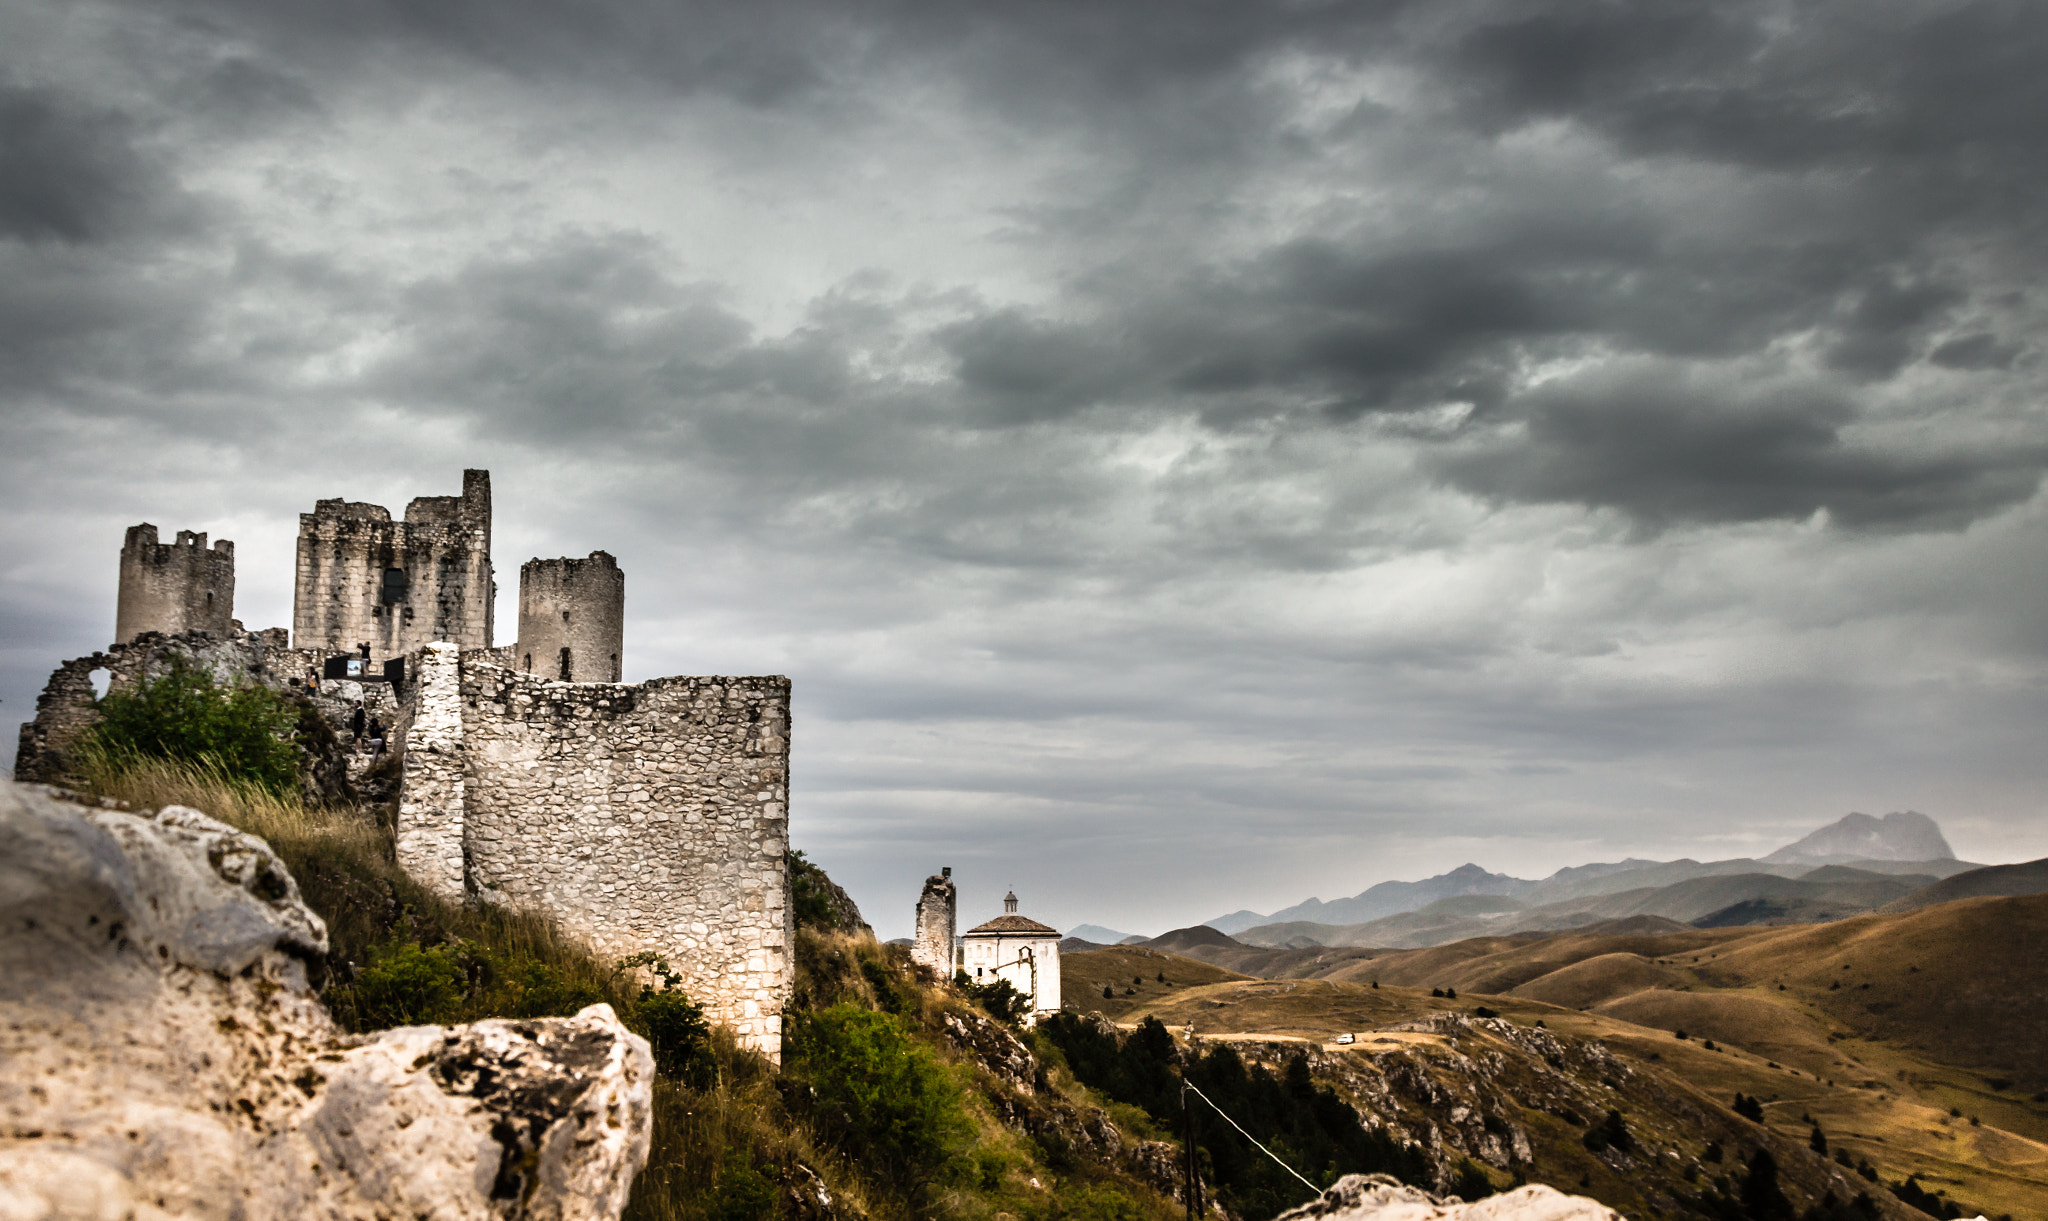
top-left (1882, 856), bottom-right (2048, 912)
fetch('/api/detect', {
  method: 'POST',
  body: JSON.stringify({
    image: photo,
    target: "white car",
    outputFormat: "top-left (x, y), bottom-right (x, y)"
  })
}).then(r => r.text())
top-left (1334, 1033), bottom-right (1355, 1045)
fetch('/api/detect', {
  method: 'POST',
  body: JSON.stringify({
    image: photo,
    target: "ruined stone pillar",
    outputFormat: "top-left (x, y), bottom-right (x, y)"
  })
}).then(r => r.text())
top-left (912, 870), bottom-right (957, 976)
top-left (394, 642), bottom-right (465, 900)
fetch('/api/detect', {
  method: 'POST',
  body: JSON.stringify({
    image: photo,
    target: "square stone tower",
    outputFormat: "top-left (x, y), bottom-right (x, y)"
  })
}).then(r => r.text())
top-left (116, 524), bottom-right (235, 643)
top-left (292, 470), bottom-right (494, 663)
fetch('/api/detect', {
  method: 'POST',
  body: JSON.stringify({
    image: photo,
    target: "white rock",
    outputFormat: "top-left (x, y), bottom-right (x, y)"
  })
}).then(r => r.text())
top-left (0, 779), bottom-right (653, 1220)
top-left (1272, 1174), bottom-right (1621, 1221)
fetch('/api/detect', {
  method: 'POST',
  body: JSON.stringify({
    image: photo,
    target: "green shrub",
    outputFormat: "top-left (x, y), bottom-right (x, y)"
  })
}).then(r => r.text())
top-left (1449, 1161), bottom-right (1496, 1200)
top-left (1049, 1182), bottom-right (1150, 1221)
top-left (601, 952), bottom-right (715, 1081)
top-left (788, 849), bottom-right (839, 930)
top-left (786, 1005), bottom-right (971, 1189)
top-left (961, 975), bottom-right (1030, 1025)
top-left (1583, 1109), bottom-right (1634, 1154)
top-left (341, 940), bottom-right (465, 1027)
top-left (699, 1152), bottom-right (777, 1221)
top-left (85, 656), bottom-right (303, 795)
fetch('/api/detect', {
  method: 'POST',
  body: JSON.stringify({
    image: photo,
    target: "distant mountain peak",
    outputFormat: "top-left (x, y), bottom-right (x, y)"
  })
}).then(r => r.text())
top-left (1763, 811), bottom-right (1954, 864)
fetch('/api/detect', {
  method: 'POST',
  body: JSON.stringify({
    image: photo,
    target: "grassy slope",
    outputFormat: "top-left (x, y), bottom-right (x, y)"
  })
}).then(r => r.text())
top-left (77, 762), bottom-right (1188, 1221)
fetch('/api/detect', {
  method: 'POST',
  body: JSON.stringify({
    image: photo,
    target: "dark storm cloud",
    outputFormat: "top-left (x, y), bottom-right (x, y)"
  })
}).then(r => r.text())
top-left (10, 0), bottom-right (2048, 929)
top-left (0, 83), bottom-right (176, 243)
top-left (1434, 364), bottom-right (2047, 529)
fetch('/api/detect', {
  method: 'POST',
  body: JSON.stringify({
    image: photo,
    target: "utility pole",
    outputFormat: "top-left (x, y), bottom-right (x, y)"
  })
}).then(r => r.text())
top-left (1181, 1067), bottom-right (1203, 1220)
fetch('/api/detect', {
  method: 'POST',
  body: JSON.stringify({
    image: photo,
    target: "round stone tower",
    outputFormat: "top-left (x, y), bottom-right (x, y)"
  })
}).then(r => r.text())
top-left (515, 551), bottom-right (624, 682)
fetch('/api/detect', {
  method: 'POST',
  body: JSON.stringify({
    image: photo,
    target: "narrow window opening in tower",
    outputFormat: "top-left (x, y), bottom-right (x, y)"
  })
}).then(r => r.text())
top-left (610, 653), bottom-right (619, 681)
top-left (559, 647), bottom-right (572, 681)
top-left (561, 609), bottom-right (570, 623)
top-left (380, 568), bottom-right (409, 604)
top-left (523, 653), bottom-right (532, 672)
top-left (205, 592), bottom-right (213, 608)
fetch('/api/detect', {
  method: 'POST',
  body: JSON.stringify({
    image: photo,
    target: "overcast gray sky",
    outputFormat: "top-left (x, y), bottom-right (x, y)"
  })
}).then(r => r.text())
top-left (5, 0), bottom-right (2047, 939)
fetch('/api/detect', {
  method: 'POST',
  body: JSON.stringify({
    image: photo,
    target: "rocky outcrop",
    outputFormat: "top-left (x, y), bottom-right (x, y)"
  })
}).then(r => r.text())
top-left (1274, 1174), bottom-right (1618, 1220)
top-left (0, 778), bottom-right (653, 1220)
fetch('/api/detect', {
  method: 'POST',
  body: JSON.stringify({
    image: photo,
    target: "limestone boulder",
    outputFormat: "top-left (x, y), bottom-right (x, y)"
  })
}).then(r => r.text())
top-left (0, 779), bottom-right (653, 1220)
top-left (1273, 1174), bottom-right (1620, 1221)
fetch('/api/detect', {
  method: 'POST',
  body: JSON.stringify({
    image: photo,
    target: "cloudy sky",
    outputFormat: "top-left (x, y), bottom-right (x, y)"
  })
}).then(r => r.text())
top-left (5, 0), bottom-right (2048, 938)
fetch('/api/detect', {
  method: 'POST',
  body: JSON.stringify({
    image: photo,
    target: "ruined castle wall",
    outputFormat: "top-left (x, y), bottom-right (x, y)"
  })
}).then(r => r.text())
top-left (116, 525), bottom-right (235, 644)
top-left (912, 873), bottom-right (956, 976)
top-left (293, 471), bottom-right (494, 665)
top-left (15, 628), bottom-right (312, 783)
top-left (515, 553), bottom-right (625, 682)
top-left (391, 655), bottom-right (794, 1059)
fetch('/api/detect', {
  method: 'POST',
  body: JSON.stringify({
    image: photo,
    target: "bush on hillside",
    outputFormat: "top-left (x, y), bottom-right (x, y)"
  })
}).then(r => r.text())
top-left (959, 975), bottom-right (1031, 1025)
top-left (1448, 1161), bottom-right (1497, 1201)
top-left (1582, 1109), bottom-right (1634, 1154)
top-left (785, 1004), bottom-right (973, 1190)
top-left (85, 656), bottom-right (304, 795)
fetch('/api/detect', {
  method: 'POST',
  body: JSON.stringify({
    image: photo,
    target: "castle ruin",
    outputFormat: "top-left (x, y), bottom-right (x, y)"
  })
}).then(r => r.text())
top-left (293, 470), bottom-right (494, 664)
top-left (117, 525), bottom-right (235, 644)
top-left (19, 470), bottom-right (795, 1061)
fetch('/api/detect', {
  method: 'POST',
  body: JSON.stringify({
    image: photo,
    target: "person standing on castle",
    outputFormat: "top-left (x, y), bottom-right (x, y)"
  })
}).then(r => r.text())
top-left (367, 716), bottom-right (385, 757)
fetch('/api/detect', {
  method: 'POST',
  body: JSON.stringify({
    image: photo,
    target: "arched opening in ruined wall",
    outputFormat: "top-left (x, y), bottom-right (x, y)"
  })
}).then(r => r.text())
top-left (88, 668), bottom-right (111, 700)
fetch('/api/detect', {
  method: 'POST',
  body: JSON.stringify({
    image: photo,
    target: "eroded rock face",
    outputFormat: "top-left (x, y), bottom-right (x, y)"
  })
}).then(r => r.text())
top-left (1274, 1174), bottom-right (1619, 1221)
top-left (0, 779), bottom-right (652, 1220)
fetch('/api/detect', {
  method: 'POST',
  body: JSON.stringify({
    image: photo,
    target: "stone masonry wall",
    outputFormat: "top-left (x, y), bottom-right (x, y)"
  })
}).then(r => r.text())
top-left (116, 524), bottom-right (235, 644)
top-left (293, 470), bottom-right (493, 665)
top-left (912, 872), bottom-right (956, 976)
top-left (393, 653), bottom-right (794, 1060)
top-left (515, 552), bottom-right (625, 682)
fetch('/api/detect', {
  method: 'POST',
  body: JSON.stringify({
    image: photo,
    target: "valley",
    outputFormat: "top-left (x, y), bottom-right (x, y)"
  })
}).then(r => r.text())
top-left (1064, 893), bottom-right (2048, 1220)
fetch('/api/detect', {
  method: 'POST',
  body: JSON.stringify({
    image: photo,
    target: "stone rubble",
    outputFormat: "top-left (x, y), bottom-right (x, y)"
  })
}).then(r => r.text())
top-left (1273, 1174), bottom-right (1620, 1221)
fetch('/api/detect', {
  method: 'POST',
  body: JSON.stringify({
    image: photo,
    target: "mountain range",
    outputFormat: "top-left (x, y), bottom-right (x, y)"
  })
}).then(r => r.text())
top-left (1166, 811), bottom-right (2032, 948)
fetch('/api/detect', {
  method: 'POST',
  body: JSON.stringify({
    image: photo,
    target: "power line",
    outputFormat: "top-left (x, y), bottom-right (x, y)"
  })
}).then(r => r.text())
top-left (1183, 1080), bottom-right (1324, 1198)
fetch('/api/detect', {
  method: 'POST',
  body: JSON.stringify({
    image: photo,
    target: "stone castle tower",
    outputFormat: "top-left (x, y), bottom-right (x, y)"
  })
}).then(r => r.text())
top-left (116, 525), bottom-right (235, 644)
top-left (912, 869), bottom-right (957, 975)
top-left (515, 552), bottom-right (625, 682)
top-left (293, 470), bottom-right (493, 664)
